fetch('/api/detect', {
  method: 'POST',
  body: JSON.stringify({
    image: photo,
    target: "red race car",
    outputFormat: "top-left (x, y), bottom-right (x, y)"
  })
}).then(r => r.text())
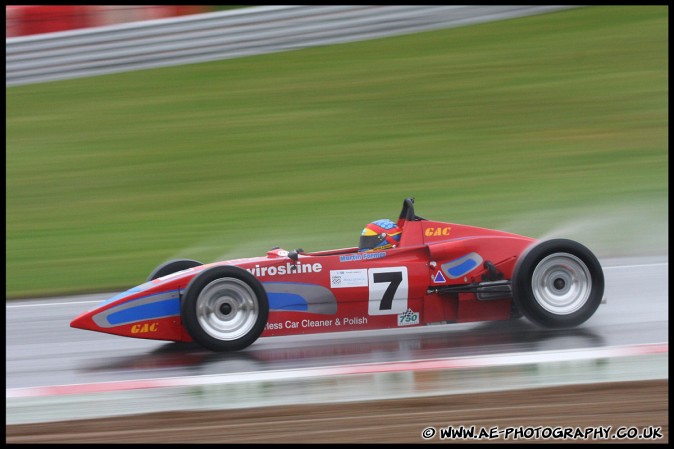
top-left (71, 198), bottom-right (605, 351)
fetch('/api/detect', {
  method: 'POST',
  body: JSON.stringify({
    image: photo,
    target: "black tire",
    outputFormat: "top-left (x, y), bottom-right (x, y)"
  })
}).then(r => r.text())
top-left (510, 305), bottom-right (524, 320)
top-left (512, 239), bottom-right (604, 328)
top-left (147, 259), bottom-right (203, 281)
top-left (181, 266), bottom-right (268, 351)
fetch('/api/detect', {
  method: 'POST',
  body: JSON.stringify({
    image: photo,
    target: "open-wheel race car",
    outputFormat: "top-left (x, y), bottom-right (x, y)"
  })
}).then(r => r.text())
top-left (71, 198), bottom-right (605, 351)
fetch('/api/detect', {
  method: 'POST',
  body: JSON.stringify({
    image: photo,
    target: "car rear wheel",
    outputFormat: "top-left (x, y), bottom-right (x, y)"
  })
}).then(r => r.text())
top-left (512, 239), bottom-right (604, 328)
top-left (181, 266), bottom-right (268, 351)
top-left (147, 259), bottom-right (203, 281)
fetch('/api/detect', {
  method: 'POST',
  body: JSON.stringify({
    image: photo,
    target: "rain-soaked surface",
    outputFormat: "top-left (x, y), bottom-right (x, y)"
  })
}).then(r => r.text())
top-left (6, 257), bottom-right (667, 390)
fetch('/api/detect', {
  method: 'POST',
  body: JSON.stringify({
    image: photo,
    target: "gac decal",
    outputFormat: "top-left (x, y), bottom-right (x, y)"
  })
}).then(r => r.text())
top-left (131, 322), bottom-right (159, 334)
top-left (425, 227), bottom-right (451, 237)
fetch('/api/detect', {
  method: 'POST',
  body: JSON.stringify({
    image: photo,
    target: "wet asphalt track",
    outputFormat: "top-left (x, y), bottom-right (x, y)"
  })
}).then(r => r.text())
top-left (5, 256), bottom-right (668, 390)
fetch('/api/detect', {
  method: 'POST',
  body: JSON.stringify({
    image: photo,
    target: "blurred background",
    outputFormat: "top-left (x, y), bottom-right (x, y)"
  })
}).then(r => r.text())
top-left (5, 5), bottom-right (242, 37)
top-left (6, 5), bottom-right (668, 299)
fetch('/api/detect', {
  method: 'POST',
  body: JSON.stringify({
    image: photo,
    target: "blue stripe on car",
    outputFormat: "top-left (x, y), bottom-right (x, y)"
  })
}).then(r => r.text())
top-left (442, 252), bottom-right (484, 279)
top-left (448, 259), bottom-right (478, 277)
top-left (106, 297), bottom-right (180, 325)
top-left (268, 292), bottom-right (309, 312)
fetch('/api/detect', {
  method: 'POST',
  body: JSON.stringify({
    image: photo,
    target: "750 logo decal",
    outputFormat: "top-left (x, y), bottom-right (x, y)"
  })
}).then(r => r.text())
top-left (398, 308), bottom-right (420, 326)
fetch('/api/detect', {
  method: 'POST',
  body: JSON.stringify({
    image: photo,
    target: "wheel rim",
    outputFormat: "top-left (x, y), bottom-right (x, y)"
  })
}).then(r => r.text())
top-left (195, 277), bottom-right (259, 341)
top-left (531, 253), bottom-right (592, 315)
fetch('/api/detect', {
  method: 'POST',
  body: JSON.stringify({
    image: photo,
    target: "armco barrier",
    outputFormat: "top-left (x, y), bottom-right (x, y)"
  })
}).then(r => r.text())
top-left (6, 6), bottom-right (576, 87)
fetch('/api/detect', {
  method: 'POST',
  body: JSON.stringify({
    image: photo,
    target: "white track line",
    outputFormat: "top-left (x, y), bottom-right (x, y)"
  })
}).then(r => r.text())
top-left (6, 300), bottom-right (104, 308)
top-left (603, 263), bottom-right (668, 269)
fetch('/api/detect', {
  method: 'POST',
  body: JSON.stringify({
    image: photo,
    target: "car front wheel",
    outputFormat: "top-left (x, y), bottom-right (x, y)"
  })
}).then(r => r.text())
top-left (181, 266), bottom-right (268, 351)
top-left (512, 239), bottom-right (604, 328)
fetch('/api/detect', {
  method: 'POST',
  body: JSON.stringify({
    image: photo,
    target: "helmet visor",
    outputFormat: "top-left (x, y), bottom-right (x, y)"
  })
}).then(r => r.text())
top-left (359, 234), bottom-right (385, 251)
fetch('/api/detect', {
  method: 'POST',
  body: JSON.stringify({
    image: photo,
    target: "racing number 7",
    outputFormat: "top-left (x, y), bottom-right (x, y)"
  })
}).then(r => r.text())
top-left (368, 267), bottom-right (409, 315)
top-left (373, 272), bottom-right (402, 310)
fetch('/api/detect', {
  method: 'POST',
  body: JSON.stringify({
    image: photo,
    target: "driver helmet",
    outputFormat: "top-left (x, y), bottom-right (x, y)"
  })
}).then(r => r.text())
top-left (359, 219), bottom-right (401, 252)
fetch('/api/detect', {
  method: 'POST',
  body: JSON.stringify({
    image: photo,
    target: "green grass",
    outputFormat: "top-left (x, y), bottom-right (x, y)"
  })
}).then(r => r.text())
top-left (6, 6), bottom-right (668, 298)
